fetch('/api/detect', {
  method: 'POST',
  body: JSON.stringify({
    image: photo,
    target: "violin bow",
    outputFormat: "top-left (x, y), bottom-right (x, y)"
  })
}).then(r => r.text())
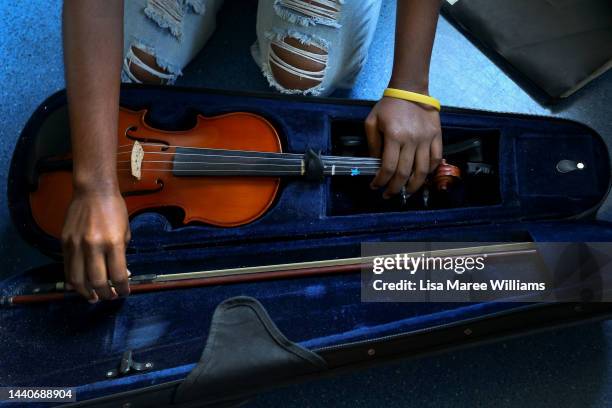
top-left (1, 242), bottom-right (536, 306)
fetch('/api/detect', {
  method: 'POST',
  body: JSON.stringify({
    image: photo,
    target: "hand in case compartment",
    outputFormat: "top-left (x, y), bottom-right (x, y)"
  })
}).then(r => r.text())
top-left (365, 96), bottom-right (443, 199)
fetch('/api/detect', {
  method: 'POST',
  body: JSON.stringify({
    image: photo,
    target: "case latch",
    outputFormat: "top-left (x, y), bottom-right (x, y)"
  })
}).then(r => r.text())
top-left (105, 350), bottom-right (154, 379)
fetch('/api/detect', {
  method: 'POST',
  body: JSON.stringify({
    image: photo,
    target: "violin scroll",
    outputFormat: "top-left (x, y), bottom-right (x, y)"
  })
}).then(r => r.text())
top-left (432, 159), bottom-right (461, 192)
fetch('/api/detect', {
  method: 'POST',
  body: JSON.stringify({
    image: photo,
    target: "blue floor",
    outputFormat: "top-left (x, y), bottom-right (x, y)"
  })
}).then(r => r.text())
top-left (2, 1), bottom-right (612, 406)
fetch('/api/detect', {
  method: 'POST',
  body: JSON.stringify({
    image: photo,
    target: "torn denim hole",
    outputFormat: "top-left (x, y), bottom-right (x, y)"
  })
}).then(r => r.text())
top-left (185, 0), bottom-right (206, 14)
top-left (144, 0), bottom-right (206, 39)
top-left (274, 0), bottom-right (342, 28)
top-left (262, 31), bottom-right (329, 96)
top-left (122, 43), bottom-right (181, 85)
top-left (265, 28), bottom-right (330, 53)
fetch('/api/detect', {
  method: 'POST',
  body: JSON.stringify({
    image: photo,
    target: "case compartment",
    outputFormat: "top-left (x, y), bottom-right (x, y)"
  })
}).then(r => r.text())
top-left (329, 120), bottom-right (501, 215)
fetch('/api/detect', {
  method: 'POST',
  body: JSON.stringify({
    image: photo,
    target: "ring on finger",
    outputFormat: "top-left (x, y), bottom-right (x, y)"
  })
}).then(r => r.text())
top-left (400, 186), bottom-right (409, 206)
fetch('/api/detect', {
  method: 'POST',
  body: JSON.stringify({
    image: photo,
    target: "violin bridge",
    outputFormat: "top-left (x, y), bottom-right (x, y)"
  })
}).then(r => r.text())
top-left (131, 141), bottom-right (145, 180)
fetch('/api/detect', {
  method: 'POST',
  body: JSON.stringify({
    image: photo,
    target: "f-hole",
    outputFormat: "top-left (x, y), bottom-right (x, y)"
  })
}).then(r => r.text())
top-left (122, 178), bottom-right (164, 197)
top-left (125, 125), bottom-right (170, 151)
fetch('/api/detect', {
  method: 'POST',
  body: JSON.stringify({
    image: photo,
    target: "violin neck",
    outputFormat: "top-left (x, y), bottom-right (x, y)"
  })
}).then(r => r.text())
top-left (320, 155), bottom-right (380, 176)
top-left (171, 147), bottom-right (380, 177)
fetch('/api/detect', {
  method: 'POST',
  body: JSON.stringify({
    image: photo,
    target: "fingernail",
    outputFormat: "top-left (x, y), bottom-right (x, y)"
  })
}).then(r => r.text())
top-left (88, 292), bottom-right (99, 304)
top-left (111, 288), bottom-right (118, 299)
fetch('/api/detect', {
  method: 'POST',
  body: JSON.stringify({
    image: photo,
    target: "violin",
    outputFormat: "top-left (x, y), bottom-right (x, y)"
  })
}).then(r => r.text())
top-left (30, 109), bottom-right (459, 238)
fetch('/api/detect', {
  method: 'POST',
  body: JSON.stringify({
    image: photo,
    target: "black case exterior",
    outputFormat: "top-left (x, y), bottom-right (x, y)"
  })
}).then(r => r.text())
top-left (441, 0), bottom-right (612, 100)
top-left (63, 301), bottom-right (612, 408)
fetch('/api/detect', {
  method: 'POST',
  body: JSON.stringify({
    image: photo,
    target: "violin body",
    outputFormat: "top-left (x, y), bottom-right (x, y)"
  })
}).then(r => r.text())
top-left (30, 109), bottom-right (282, 238)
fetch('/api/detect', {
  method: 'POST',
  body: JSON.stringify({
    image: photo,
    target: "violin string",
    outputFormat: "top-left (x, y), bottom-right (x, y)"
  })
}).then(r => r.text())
top-left (115, 149), bottom-right (382, 163)
top-left (118, 143), bottom-right (303, 156)
top-left (114, 168), bottom-right (378, 174)
top-left (115, 163), bottom-right (380, 172)
top-left (115, 167), bottom-right (380, 174)
top-left (118, 142), bottom-right (375, 158)
top-left (115, 160), bottom-right (381, 169)
top-left (114, 150), bottom-right (382, 166)
top-left (117, 169), bottom-right (304, 173)
top-left (115, 143), bottom-right (382, 163)
top-left (115, 144), bottom-right (305, 157)
top-left (117, 142), bottom-right (381, 160)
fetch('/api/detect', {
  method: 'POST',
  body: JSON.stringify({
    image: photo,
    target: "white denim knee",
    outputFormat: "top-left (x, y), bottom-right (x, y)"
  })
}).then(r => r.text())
top-left (252, 0), bottom-right (382, 96)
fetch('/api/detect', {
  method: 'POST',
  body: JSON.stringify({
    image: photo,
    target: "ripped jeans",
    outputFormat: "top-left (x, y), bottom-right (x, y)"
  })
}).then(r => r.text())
top-left (122, 0), bottom-right (382, 96)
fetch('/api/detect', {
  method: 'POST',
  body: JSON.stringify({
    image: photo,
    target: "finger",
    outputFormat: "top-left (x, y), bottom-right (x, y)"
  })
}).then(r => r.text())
top-left (406, 144), bottom-right (431, 193)
top-left (107, 245), bottom-right (130, 297)
top-left (88, 287), bottom-right (99, 304)
top-left (85, 245), bottom-right (114, 301)
top-left (62, 234), bottom-right (98, 301)
top-left (65, 245), bottom-right (92, 301)
top-left (430, 133), bottom-right (443, 172)
top-left (63, 247), bottom-right (72, 291)
top-left (371, 138), bottom-right (400, 190)
top-left (365, 113), bottom-right (382, 158)
top-left (384, 145), bottom-right (416, 198)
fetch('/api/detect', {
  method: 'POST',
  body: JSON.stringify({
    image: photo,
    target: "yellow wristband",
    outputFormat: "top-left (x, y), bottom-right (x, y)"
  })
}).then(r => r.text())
top-left (383, 88), bottom-right (441, 111)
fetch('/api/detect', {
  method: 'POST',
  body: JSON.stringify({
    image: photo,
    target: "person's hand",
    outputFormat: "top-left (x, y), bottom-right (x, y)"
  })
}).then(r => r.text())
top-left (365, 96), bottom-right (442, 198)
top-left (61, 188), bottom-right (131, 302)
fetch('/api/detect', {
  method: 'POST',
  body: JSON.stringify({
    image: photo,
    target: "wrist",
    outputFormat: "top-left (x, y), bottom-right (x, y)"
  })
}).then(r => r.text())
top-left (388, 76), bottom-right (429, 95)
top-left (73, 173), bottom-right (120, 196)
top-left (382, 88), bottom-right (441, 112)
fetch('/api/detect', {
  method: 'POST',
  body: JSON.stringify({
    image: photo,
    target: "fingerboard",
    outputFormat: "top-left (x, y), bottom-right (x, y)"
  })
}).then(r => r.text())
top-left (172, 147), bottom-right (381, 177)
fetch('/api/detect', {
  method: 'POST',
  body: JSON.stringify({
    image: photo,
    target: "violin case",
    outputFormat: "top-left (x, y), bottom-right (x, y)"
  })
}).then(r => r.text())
top-left (3, 85), bottom-right (612, 407)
